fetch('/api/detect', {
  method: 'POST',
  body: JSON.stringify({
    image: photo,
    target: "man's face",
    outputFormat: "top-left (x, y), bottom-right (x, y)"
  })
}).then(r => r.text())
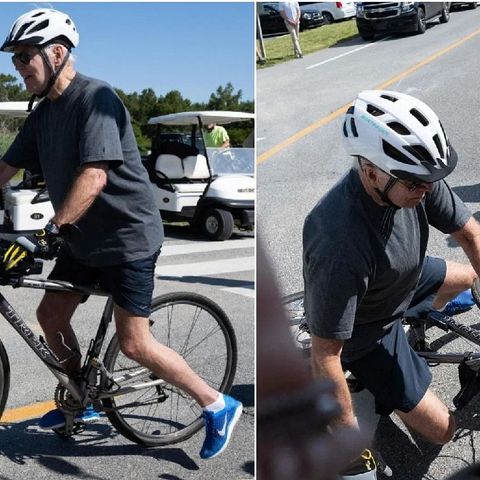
top-left (11, 45), bottom-right (49, 95)
top-left (206, 123), bottom-right (215, 132)
top-left (376, 169), bottom-right (434, 208)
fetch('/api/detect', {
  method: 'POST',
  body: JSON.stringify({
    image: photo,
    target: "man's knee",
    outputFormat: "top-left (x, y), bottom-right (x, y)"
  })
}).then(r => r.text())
top-left (396, 389), bottom-right (455, 445)
top-left (36, 293), bottom-right (80, 328)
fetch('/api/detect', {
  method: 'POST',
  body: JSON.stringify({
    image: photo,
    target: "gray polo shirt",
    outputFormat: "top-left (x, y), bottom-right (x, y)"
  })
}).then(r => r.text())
top-left (3, 73), bottom-right (163, 266)
top-left (303, 168), bottom-right (471, 361)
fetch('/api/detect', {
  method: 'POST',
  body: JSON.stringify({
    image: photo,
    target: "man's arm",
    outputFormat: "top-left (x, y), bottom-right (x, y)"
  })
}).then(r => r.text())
top-left (52, 162), bottom-right (108, 227)
top-left (311, 335), bottom-right (357, 428)
top-left (0, 160), bottom-right (19, 187)
top-left (451, 216), bottom-right (480, 276)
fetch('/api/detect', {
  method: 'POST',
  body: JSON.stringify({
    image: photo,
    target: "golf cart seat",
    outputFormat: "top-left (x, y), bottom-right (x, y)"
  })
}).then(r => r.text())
top-left (183, 154), bottom-right (209, 180)
top-left (155, 154), bottom-right (184, 181)
top-left (154, 153), bottom-right (208, 194)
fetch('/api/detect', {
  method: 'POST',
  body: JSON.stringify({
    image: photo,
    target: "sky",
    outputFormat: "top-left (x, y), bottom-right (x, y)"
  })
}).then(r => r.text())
top-left (0, 1), bottom-right (254, 103)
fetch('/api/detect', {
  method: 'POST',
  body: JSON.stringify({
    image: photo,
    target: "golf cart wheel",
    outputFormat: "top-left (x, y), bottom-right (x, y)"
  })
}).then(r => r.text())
top-left (202, 208), bottom-right (234, 241)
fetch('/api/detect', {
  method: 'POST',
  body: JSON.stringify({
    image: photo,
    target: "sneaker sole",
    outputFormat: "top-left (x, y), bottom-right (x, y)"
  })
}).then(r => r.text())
top-left (205, 403), bottom-right (243, 459)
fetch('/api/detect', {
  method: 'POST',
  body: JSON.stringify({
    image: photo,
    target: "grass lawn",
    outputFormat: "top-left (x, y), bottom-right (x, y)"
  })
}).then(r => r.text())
top-left (258, 19), bottom-right (359, 68)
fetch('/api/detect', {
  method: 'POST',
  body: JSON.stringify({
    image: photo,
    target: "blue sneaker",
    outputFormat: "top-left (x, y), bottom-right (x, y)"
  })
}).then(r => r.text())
top-left (200, 395), bottom-right (243, 459)
top-left (39, 404), bottom-right (100, 430)
top-left (442, 289), bottom-right (475, 316)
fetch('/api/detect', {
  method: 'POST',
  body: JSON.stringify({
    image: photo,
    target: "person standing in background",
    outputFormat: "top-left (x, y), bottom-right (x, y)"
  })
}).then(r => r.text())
top-left (280, 1), bottom-right (303, 58)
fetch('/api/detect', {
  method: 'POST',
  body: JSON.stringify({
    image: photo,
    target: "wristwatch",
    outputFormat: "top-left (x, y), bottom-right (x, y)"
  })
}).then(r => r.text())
top-left (45, 220), bottom-right (60, 235)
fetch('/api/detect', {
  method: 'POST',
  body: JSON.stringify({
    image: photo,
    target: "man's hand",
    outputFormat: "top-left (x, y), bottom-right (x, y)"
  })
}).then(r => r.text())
top-left (3, 221), bottom-right (62, 270)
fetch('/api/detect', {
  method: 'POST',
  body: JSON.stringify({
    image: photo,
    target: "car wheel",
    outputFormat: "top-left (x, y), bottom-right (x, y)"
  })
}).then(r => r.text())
top-left (358, 28), bottom-right (375, 41)
top-left (202, 208), bottom-right (234, 241)
top-left (322, 12), bottom-right (334, 24)
top-left (439, 3), bottom-right (450, 23)
top-left (416, 8), bottom-right (426, 34)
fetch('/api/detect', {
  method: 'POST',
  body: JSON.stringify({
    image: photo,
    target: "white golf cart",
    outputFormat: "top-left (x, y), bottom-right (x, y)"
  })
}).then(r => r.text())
top-left (147, 111), bottom-right (255, 241)
top-left (0, 101), bottom-right (53, 232)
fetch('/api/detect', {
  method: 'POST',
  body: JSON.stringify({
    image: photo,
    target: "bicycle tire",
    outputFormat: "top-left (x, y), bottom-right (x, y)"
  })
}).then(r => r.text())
top-left (0, 339), bottom-right (10, 420)
top-left (472, 278), bottom-right (480, 310)
top-left (102, 292), bottom-right (237, 446)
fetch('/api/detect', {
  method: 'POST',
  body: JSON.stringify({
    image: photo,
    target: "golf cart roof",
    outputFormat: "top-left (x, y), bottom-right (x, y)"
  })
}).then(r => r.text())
top-left (148, 110), bottom-right (254, 126)
top-left (0, 101), bottom-right (36, 118)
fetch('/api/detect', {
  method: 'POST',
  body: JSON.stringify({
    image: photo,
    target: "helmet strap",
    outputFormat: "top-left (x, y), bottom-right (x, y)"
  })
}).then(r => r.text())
top-left (28, 46), bottom-right (71, 111)
top-left (374, 176), bottom-right (400, 209)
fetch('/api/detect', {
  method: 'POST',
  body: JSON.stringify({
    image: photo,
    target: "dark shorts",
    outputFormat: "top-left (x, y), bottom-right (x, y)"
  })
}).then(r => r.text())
top-left (48, 248), bottom-right (161, 317)
top-left (343, 256), bottom-right (446, 416)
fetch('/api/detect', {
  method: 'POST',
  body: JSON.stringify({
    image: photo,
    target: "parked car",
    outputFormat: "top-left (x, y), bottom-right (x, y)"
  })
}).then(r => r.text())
top-left (258, 3), bottom-right (325, 36)
top-left (450, 2), bottom-right (478, 10)
top-left (356, 2), bottom-right (450, 40)
top-left (300, 2), bottom-right (356, 23)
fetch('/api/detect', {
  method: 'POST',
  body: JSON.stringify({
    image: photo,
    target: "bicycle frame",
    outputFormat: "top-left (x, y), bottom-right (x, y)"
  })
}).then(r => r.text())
top-left (0, 275), bottom-right (111, 405)
top-left (412, 310), bottom-right (480, 366)
top-left (0, 275), bottom-right (170, 409)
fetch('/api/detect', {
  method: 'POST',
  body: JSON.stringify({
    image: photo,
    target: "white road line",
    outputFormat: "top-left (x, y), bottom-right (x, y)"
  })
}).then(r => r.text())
top-left (221, 287), bottom-right (255, 299)
top-left (161, 239), bottom-right (254, 257)
top-left (156, 256), bottom-right (255, 278)
top-left (306, 36), bottom-right (392, 70)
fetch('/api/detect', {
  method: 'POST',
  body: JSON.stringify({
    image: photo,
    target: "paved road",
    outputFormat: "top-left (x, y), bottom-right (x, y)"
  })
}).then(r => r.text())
top-left (0, 225), bottom-right (254, 479)
top-left (258, 7), bottom-right (480, 479)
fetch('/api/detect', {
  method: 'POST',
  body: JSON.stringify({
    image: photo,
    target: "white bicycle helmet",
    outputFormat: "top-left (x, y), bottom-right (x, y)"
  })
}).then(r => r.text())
top-left (342, 90), bottom-right (457, 183)
top-left (1, 8), bottom-right (79, 52)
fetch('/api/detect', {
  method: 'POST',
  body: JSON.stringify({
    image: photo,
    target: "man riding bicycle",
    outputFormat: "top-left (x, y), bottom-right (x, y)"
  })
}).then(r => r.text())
top-left (0, 8), bottom-right (242, 459)
top-left (303, 90), bottom-right (480, 471)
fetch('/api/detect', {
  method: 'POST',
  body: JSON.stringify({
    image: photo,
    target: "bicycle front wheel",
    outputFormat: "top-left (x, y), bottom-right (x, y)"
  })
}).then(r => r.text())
top-left (0, 339), bottom-right (10, 420)
top-left (102, 292), bottom-right (237, 446)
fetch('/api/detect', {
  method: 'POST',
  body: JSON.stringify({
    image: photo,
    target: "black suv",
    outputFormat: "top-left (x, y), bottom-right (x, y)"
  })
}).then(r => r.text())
top-left (356, 2), bottom-right (450, 40)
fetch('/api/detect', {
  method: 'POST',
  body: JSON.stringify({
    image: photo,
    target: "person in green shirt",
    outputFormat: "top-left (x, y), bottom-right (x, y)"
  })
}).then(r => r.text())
top-left (204, 123), bottom-right (230, 148)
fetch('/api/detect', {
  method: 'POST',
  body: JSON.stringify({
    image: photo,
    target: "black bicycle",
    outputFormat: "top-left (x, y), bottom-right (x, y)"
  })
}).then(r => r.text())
top-left (0, 248), bottom-right (237, 446)
top-left (282, 281), bottom-right (480, 409)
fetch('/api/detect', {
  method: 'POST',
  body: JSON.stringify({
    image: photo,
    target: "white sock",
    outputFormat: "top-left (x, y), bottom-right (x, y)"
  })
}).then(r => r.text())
top-left (204, 393), bottom-right (225, 413)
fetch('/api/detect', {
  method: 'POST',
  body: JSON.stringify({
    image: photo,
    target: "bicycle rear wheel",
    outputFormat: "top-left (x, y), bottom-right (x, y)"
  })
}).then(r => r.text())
top-left (102, 292), bottom-right (237, 446)
top-left (472, 278), bottom-right (480, 309)
top-left (0, 339), bottom-right (10, 420)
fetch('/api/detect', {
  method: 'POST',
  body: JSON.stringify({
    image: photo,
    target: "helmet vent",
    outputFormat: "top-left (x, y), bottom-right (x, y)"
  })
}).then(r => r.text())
top-left (410, 108), bottom-right (429, 126)
top-left (346, 105), bottom-right (355, 115)
top-left (388, 122), bottom-right (410, 135)
top-left (350, 118), bottom-right (358, 137)
top-left (13, 21), bottom-right (34, 41)
top-left (404, 145), bottom-right (436, 166)
top-left (383, 140), bottom-right (416, 165)
top-left (432, 134), bottom-right (444, 158)
top-left (342, 120), bottom-right (348, 137)
top-left (367, 104), bottom-right (384, 117)
top-left (31, 11), bottom-right (46, 18)
top-left (28, 19), bottom-right (50, 35)
top-left (380, 94), bottom-right (398, 102)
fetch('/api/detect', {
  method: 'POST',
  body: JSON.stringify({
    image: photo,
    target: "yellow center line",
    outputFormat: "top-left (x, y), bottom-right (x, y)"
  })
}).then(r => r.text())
top-left (0, 400), bottom-right (56, 423)
top-left (257, 28), bottom-right (480, 165)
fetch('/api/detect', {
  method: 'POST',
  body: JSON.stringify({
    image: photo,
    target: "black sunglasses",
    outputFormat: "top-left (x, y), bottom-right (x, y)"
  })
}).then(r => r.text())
top-left (395, 177), bottom-right (432, 192)
top-left (11, 49), bottom-right (39, 66)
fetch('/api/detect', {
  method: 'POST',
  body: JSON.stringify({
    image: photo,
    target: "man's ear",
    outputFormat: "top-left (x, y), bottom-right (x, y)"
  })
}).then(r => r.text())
top-left (364, 165), bottom-right (379, 184)
top-left (52, 45), bottom-right (65, 67)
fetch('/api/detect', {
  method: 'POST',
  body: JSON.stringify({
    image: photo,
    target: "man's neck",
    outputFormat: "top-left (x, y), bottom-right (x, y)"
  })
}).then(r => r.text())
top-left (47, 66), bottom-right (77, 101)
